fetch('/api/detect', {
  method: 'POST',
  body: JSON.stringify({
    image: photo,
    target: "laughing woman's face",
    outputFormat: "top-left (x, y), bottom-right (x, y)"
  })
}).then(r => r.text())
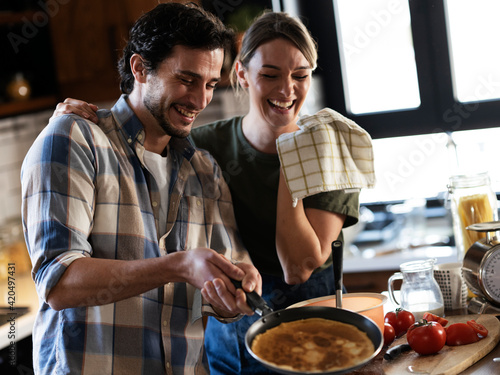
top-left (237, 38), bottom-right (312, 131)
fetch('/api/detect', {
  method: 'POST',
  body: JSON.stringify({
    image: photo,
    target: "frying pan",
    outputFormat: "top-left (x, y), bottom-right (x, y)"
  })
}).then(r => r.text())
top-left (235, 241), bottom-right (383, 374)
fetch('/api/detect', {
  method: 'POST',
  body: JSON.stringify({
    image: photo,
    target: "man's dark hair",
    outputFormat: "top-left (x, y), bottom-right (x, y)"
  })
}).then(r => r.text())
top-left (118, 2), bottom-right (234, 94)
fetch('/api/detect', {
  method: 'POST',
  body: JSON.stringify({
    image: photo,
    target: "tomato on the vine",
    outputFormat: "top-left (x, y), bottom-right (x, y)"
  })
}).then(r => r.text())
top-left (407, 320), bottom-right (446, 355)
top-left (384, 308), bottom-right (415, 336)
top-left (422, 312), bottom-right (448, 327)
top-left (445, 323), bottom-right (480, 346)
top-left (383, 323), bottom-right (396, 347)
top-left (467, 320), bottom-right (488, 338)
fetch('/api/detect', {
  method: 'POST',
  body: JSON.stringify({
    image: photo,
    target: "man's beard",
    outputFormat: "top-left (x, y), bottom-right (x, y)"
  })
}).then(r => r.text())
top-left (144, 95), bottom-right (190, 139)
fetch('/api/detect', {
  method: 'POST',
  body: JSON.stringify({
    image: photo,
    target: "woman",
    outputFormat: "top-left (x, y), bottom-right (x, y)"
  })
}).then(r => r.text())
top-left (51, 11), bottom-right (360, 374)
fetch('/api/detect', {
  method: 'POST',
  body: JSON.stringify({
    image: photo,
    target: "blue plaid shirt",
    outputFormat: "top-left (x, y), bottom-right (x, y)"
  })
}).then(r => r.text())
top-left (21, 95), bottom-right (249, 375)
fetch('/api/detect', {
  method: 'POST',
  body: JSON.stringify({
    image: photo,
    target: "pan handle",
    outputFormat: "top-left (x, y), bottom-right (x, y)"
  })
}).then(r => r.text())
top-left (332, 240), bottom-right (343, 308)
top-left (231, 279), bottom-right (273, 316)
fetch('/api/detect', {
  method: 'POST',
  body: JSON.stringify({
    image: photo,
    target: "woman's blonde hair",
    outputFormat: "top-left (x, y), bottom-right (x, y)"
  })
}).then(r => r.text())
top-left (231, 11), bottom-right (318, 89)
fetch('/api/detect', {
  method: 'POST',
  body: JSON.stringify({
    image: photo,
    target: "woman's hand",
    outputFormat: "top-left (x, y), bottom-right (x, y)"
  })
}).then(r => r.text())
top-left (50, 98), bottom-right (99, 124)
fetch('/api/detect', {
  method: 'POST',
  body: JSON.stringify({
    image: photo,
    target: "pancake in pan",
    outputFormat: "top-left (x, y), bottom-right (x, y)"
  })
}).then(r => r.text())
top-left (251, 317), bottom-right (375, 372)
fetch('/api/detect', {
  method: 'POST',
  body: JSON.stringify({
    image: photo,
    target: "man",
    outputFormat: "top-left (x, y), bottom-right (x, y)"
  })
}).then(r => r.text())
top-left (21, 3), bottom-right (261, 374)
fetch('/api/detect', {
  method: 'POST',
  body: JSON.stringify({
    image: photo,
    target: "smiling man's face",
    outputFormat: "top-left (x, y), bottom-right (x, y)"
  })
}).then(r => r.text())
top-left (142, 45), bottom-right (224, 138)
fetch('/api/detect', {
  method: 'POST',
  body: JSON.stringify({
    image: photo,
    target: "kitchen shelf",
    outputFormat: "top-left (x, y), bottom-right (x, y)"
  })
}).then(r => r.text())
top-left (0, 10), bottom-right (36, 24)
top-left (1, 2), bottom-right (58, 119)
top-left (0, 95), bottom-right (57, 118)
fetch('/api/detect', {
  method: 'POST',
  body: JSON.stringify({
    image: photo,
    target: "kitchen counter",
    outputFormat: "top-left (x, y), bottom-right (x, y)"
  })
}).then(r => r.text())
top-left (461, 343), bottom-right (500, 375)
top-left (343, 246), bottom-right (458, 293)
top-left (2, 268), bottom-right (500, 374)
top-left (344, 246), bottom-right (457, 273)
top-left (360, 294), bottom-right (500, 374)
top-left (354, 308), bottom-right (500, 374)
top-left (0, 272), bottom-right (38, 350)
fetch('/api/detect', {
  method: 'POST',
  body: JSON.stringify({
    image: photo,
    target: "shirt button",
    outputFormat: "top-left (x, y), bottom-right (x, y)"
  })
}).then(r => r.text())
top-left (152, 201), bottom-right (158, 207)
top-left (137, 134), bottom-right (143, 140)
top-left (127, 138), bottom-right (132, 144)
top-left (163, 321), bottom-right (168, 327)
top-left (166, 362), bottom-right (170, 368)
top-left (196, 200), bottom-right (202, 207)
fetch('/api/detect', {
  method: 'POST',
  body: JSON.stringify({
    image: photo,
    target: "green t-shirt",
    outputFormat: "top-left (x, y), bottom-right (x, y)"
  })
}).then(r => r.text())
top-left (189, 116), bottom-right (359, 277)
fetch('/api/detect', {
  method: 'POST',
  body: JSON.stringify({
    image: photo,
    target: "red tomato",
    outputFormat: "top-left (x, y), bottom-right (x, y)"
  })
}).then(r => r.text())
top-left (407, 320), bottom-right (446, 355)
top-left (466, 320), bottom-right (488, 338)
top-left (423, 312), bottom-right (448, 327)
top-left (383, 323), bottom-right (396, 347)
top-left (384, 308), bottom-right (415, 336)
top-left (445, 323), bottom-right (480, 346)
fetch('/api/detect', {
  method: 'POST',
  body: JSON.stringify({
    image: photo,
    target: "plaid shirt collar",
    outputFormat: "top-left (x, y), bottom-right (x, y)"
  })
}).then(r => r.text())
top-left (112, 94), bottom-right (196, 161)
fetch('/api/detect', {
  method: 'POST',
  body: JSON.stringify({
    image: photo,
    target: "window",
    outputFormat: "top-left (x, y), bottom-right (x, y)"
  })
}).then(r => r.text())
top-left (445, 0), bottom-right (500, 103)
top-left (276, 0), bottom-right (500, 139)
top-left (334, 0), bottom-right (420, 114)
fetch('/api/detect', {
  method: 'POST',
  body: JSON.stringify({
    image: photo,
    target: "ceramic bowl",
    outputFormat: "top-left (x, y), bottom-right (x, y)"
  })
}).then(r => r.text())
top-left (288, 292), bottom-right (388, 334)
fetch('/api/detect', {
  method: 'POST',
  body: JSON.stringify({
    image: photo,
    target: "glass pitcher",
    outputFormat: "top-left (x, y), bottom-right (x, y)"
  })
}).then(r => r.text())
top-left (388, 259), bottom-right (444, 320)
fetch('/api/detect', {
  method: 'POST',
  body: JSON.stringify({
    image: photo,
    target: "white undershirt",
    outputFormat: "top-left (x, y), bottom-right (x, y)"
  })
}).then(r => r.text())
top-left (143, 149), bottom-right (170, 236)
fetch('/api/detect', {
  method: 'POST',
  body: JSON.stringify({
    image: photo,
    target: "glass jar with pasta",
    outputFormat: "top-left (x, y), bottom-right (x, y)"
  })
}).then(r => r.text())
top-left (448, 172), bottom-right (498, 261)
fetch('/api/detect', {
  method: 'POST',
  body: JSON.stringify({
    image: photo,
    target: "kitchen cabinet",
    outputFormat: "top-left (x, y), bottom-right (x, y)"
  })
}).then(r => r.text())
top-left (47, 0), bottom-right (192, 103)
top-left (0, 4), bottom-right (58, 117)
top-left (344, 270), bottom-right (397, 294)
top-left (0, 0), bottom-right (192, 118)
top-left (0, 336), bottom-right (33, 373)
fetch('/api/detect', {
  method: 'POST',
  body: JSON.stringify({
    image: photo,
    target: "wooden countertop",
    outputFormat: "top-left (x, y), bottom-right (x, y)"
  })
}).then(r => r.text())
top-left (354, 308), bottom-right (500, 374)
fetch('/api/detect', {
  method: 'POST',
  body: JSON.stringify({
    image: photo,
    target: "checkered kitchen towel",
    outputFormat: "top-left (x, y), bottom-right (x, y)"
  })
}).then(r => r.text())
top-left (276, 108), bottom-right (376, 207)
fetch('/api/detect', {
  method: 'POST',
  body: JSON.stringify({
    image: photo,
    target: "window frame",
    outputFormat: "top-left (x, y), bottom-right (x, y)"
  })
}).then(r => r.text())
top-left (277, 0), bottom-right (500, 139)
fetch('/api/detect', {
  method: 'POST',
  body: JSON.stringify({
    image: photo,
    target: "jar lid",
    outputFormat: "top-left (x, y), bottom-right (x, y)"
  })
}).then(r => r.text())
top-left (448, 171), bottom-right (491, 189)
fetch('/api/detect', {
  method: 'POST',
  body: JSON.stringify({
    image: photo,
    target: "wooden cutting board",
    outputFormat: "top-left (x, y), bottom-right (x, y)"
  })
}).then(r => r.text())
top-left (382, 314), bottom-right (500, 375)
